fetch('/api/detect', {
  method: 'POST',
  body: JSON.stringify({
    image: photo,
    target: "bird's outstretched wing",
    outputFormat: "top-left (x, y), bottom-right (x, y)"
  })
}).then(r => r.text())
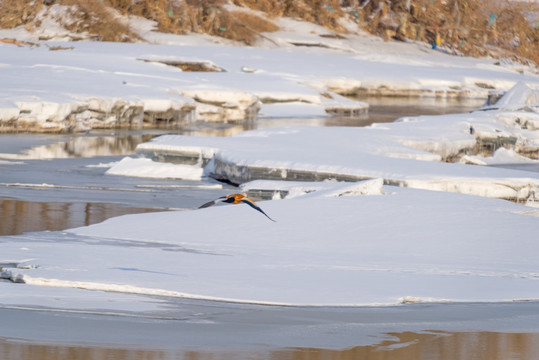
top-left (198, 196), bottom-right (226, 209)
top-left (240, 197), bottom-right (276, 222)
top-left (198, 194), bottom-right (276, 222)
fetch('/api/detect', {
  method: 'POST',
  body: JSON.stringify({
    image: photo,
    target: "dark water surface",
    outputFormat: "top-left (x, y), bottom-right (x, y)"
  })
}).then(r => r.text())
top-left (2, 299), bottom-right (539, 360)
top-left (0, 153), bottom-right (231, 235)
top-left (0, 197), bottom-right (163, 236)
top-left (2, 331), bottom-right (539, 360)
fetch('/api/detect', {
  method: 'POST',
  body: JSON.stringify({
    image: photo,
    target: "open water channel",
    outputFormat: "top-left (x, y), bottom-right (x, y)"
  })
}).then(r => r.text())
top-left (0, 98), bottom-right (484, 235)
top-left (3, 98), bottom-right (539, 360)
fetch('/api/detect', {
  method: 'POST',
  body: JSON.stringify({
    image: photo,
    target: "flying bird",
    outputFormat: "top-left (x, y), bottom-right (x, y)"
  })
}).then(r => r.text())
top-left (199, 193), bottom-right (276, 222)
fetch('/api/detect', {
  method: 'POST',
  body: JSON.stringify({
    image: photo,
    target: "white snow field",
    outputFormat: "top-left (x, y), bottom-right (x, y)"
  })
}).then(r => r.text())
top-left (0, 177), bottom-right (537, 307)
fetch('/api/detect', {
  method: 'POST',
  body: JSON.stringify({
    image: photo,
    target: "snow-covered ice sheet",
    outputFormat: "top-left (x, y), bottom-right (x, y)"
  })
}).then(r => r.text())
top-left (137, 103), bottom-right (539, 202)
top-left (462, 148), bottom-right (539, 166)
top-left (0, 282), bottom-right (166, 314)
top-left (1, 183), bottom-right (538, 307)
top-left (106, 157), bottom-right (204, 180)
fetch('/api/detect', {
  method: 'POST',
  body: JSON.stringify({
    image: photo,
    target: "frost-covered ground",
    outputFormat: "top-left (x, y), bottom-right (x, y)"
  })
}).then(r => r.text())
top-left (1, 7), bottom-right (539, 353)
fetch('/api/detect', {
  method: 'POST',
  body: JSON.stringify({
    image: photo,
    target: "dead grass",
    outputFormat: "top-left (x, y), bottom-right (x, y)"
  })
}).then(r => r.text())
top-left (107, 0), bottom-right (277, 44)
top-left (60, 0), bottom-right (140, 42)
top-left (213, 11), bottom-right (279, 44)
top-left (0, 0), bottom-right (139, 41)
top-left (234, 0), bottom-right (347, 33)
top-left (358, 0), bottom-right (538, 65)
top-left (232, 0), bottom-right (283, 17)
top-left (0, 0), bottom-right (43, 29)
top-left (0, 0), bottom-right (537, 64)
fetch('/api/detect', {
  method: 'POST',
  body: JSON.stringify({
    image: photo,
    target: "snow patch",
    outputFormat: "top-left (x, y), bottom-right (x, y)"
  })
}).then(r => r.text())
top-left (461, 148), bottom-right (539, 166)
top-left (106, 157), bottom-right (204, 180)
top-left (1, 186), bottom-right (536, 306)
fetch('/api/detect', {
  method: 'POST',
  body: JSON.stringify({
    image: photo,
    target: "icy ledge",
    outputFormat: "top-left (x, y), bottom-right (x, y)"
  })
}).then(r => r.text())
top-left (3, 182), bottom-right (539, 306)
top-left (136, 85), bottom-right (539, 203)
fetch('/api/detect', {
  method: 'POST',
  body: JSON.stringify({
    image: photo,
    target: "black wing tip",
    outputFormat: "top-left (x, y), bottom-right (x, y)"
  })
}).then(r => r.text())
top-left (198, 196), bottom-right (228, 209)
top-left (198, 201), bottom-right (215, 209)
top-left (241, 199), bottom-right (276, 222)
top-left (260, 209), bottom-right (276, 222)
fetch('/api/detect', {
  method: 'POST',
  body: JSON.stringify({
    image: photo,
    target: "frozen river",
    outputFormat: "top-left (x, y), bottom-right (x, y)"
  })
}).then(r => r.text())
top-left (0, 98), bottom-right (483, 235)
top-left (0, 136), bottom-right (231, 235)
top-left (2, 99), bottom-right (539, 360)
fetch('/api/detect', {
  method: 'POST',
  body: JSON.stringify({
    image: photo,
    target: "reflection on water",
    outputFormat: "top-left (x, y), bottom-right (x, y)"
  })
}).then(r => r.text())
top-left (1, 331), bottom-right (538, 360)
top-left (0, 133), bottom-right (156, 160)
top-left (0, 198), bottom-right (163, 235)
top-left (0, 99), bottom-right (486, 160)
top-left (356, 96), bottom-right (485, 124)
top-left (254, 97), bottom-right (485, 130)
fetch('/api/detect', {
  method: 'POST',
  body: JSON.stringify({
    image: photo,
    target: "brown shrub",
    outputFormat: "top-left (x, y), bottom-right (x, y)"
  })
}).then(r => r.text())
top-left (235, 0), bottom-right (347, 32)
top-left (104, 0), bottom-right (277, 44)
top-left (0, 0), bottom-right (536, 63)
top-left (357, 0), bottom-right (538, 64)
top-left (0, 0), bottom-right (43, 28)
top-left (0, 0), bottom-right (138, 41)
top-left (59, 0), bottom-right (140, 42)
top-left (211, 11), bottom-right (279, 44)
top-left (491, 3), bottom-right (539, 64)
top-left (284, 0), bottom-right (345, 31)
top-left (232, 0), bottom-right (284, 17)
top-left (106, 0), bottom-right (172, 27)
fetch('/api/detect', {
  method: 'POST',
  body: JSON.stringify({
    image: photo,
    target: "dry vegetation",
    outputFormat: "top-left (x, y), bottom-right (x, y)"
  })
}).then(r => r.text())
top-left (0, 0), bottom-right (278, 44)
top-left (355, 0), bottom-right (539, 65)
top-left (0, 0), bottom-right (537, 64)
top-left (0, 0), bottom-right (139, 41)
top-left (106, 0), bottom-right (278, 43)
top-left (61, 0), bottom-right (140, 41)
top-left (233, 0), bottom-right (347, 32)
top-left (0, 0), bottom-right (44, 28)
